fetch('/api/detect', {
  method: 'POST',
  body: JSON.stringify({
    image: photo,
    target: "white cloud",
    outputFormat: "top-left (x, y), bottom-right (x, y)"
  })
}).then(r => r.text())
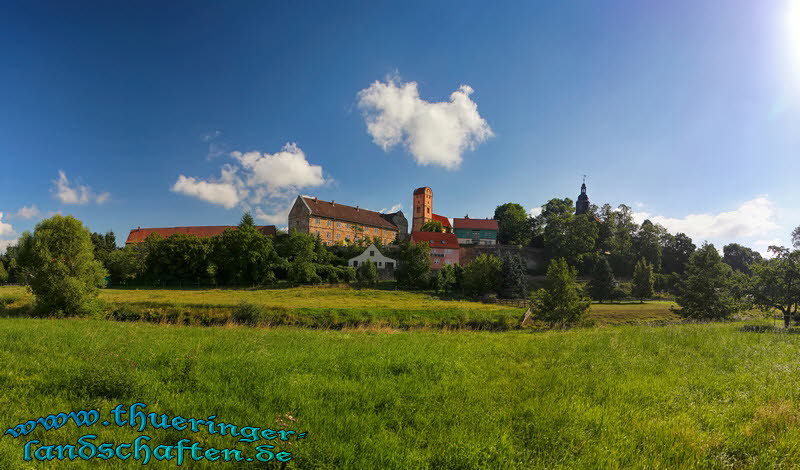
top-left (642, 197), bottom-right (780, 241)
top-left (357, 76), bottom-right (493, 170)
top-left (172, 142), bottom-right (327, 219)
top-left (529, 207), bottom-right (543, 217)
top-left (171, 171), bottom-right (245, 210)
top-left (0, 238), bottom-right (17, 254)
top-left (231, 143), bottom-right (326, 201)
top-left (15, 205), bottom-right (39, 219)
top-left (379, 203), bottom-right (403, 214)
top-left (254, 206), bottom-right (291, 226)
top-left (52, 170), bottom-right (109, 205)
top-left (0, 213), bottom-right (14, 237)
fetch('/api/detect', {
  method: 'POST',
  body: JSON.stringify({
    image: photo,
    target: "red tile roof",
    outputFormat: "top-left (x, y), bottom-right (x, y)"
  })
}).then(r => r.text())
top-left (431, 213), bottom-right (451, 228)
top-left (453, 218), bottom-right (499, 231)
top-left (411, 231), bottom-right (460, 250)
top-left (125, 225), bottom-right (276, 244)
top-left (301, 197), bottom-right (399, 230)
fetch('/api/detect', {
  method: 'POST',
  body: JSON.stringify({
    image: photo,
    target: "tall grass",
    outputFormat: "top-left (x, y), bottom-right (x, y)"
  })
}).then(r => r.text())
top-left (1, 318), bottom-right (799, 468)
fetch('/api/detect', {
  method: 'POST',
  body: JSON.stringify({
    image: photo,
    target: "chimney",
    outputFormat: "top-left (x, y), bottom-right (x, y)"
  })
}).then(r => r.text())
top-left (137, 226), bottom-right (140, 230)
top-left (356, 206), bottom-right (359, 212)
top-left (314, 196), bottom-right (317, 202)
top-left (331, 200), bottom-right (335, 207)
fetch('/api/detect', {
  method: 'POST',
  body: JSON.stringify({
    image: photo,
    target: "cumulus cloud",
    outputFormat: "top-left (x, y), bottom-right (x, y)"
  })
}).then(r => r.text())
top-left (172, 143), bottom-right (328, 221)
top-left (357, 76), bottom-right (493, 170)
top-left (379, 203), bottom-right (403, 214)
top-left (634, 196), bottom-right (781, 241)
top-left (529, 207), bottom-right (543, 217)
top-left (52, 170), bottom-right (109, 205)
top-left (15, 205), bottom-right (39, 219)
top-left (0, 238), bottom-right (17, 254)
top-left (0, 213), bottom-right (14, 237)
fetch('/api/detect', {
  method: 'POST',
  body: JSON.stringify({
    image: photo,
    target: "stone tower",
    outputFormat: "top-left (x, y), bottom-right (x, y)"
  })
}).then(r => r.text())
top-left (575, 178), bottom-right (590, 215)
top-left (412, 186), bottom-right (433, 232)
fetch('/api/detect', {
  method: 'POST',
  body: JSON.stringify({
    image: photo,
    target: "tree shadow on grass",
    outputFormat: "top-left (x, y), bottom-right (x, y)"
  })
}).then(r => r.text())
top-left (739, 324), bottom-right (800, 334)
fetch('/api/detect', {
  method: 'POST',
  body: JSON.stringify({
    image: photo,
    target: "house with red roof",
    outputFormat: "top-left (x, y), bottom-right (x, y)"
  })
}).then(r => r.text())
top-left (453, 216), bottom-right (499, 245)
top-left (410, 231), bottom-right (460, 270)
top-left (125, 225), bottom-right (276, 245)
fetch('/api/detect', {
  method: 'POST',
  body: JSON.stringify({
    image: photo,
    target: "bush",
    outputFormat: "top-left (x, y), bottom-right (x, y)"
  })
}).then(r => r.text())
top-left (463, 254), bottom-right (502, 297)
top-left (17, 215), bottom-right (107, 316)
top-left (232, 301), bottom-right (265, 326)
top-left (356, 260), bottom-right (379, 286)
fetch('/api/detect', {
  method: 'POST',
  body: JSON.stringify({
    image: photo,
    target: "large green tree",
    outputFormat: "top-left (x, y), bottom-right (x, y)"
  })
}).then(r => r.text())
top-left (214, 213), bottom-right (282, 286)
top-left (494, 203), bottom-right (531, 246)
top-left (500, 252), bottom-right (527, 299)
top-left (722, 243), bottom-right (763, 275)
top-left (632, 258), bottom-right (654, 303)
top-left (530, 258), bottom-right (590, 326)
top-left (588, 257), bottom-right (615, 303)
top-left (661, 232), bottom-right (696, 275)
top-left (145, 233), bottom-right (213, 285)
top-left (674, 243), bottom-right (746, 320)
top-left (17, 215), bottom-right (107, 315)
top-left (463, 253), bottom-right (503, 297)
top-left (356, 259), bottom-right (378, 286)
top-left (394, 241), bottom-right (431, 289)
top-left (751, 246), bottom-right (800, 328)
top-left (434, 263), bottom-right (457, 294)
top-left (634, 220), bottom-right (663, 272)
top-left (90, 231), bottom-right (117, 267)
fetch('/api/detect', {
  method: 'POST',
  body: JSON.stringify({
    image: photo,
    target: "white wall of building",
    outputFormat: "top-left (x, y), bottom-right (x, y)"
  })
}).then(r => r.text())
top-left (348, 244), bottom-right (397, 269)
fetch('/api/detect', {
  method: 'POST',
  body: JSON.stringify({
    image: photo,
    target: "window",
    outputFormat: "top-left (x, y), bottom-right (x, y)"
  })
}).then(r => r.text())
top-left (327, 232), bottom-right (331, 238)
top-left (336, 233), bottom-right (341, 239)
top-left (353, 260), bottom-right (358, 267)
top-left (378, 262), bottom-right (382, 266)
top-left (327, 220), bottom-right (332, 226)
top-left (370, 251), bottom-right (375, 256)
top-left (374, 227), bottom-right (378, 234)
top-left (434, 259), bottom-right (440, 264)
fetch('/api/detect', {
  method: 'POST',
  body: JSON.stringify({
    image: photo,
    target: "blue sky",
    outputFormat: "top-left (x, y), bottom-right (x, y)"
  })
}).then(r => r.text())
top-left (1, 0), bottom-right (799, 253)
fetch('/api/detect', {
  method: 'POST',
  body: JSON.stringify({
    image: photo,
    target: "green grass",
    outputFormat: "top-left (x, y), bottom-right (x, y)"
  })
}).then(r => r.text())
top-left (1, 318), bottom-right (800, 468)
top-left (0, 286), bottom-right (687, 329)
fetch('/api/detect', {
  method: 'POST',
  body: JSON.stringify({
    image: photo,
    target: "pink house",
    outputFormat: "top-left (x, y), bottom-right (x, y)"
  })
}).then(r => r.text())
top-left (410, 231), bottom-right (460, 270)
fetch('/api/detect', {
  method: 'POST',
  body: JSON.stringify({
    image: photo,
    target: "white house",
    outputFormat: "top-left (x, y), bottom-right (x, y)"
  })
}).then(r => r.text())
top-left (348, 244), bottom-right (397, 271)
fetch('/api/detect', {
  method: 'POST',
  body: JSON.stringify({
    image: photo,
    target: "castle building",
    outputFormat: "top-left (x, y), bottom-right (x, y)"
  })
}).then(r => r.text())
top-left (412, 186), bottom-right (451, 233)
top-left (287, 196), bottom-right (408, 245)
top-left (575, 180), bottom-right (590, 215)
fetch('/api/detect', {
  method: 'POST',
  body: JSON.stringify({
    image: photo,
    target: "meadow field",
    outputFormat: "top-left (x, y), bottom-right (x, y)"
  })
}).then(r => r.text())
top-left (0, 285), bottom-right (681, 329)
top-left (1, 317), bottom-right (799, 468)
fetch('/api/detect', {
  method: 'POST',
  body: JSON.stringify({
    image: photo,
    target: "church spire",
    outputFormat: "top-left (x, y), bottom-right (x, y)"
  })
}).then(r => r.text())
top-left (576, 176), bottom-right (590, 215)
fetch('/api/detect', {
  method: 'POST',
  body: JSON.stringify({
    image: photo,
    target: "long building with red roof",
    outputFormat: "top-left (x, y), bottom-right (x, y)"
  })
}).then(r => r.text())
top-left (125, 225), bottom-right (276, 245)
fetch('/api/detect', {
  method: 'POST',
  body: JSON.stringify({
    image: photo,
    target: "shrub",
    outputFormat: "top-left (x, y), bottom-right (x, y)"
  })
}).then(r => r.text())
top-left (232, 301), bottom-right (265, 326)
top-left (17, 216), bottom-right (107, 316)
top-left (463, 254), bottom-right (502, 297)
top-left (530, 258), bottom-right (590, 326)
top-left (357, 260), bottom-right (379, 286)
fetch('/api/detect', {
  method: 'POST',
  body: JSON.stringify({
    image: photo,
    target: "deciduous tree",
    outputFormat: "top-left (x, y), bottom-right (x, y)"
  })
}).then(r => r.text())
top-left (494, 203), bottom-right (531, 246)
top-left (530, 258), bottom-right (590, 326)
top-left (632, 258), bottom-right (654, 303)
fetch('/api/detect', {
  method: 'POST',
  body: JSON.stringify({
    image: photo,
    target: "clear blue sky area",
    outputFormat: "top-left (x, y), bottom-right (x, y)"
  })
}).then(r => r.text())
top-left (2, 1), bottom-right (798, 252)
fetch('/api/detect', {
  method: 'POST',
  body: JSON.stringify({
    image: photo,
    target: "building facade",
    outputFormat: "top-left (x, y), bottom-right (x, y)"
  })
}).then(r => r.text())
top-left (288, 196), bottom-right (407, 245)
top-left (453, 217), bottom-right (498, 245)
top-left (348, 244), bottom-right (397, 271)
top-left (125, 225), bottom-right (276, 245)
top-left (410, 231), bottom-right (460, 270)
top-left (411, 186), bottom-right (451, 233)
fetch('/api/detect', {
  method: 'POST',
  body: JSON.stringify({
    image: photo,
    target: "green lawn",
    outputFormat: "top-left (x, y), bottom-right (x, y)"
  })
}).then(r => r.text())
top-left (1, 318), bottom-right (799, 468)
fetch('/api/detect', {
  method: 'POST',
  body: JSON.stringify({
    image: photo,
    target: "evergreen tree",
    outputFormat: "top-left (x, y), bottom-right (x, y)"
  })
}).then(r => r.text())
top-left (0, 260), bottom-right (7, 284)
top-left (674, 243), bottom-right (746, 320)
top-left (588, 257), bottom-right (615, 303)
top-left (632, 258), bottom-right (654, 303)
top-left (500, 252), bottom-right (527, 299)
top-left (530, 258), bottom-right (590, 326)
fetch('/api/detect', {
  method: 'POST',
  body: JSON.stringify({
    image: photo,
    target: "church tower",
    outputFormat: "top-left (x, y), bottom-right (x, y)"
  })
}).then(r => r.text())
top-left (575, 178), bottom-right (590, 215)
top-left (412, 186), bottom-right (433, 232)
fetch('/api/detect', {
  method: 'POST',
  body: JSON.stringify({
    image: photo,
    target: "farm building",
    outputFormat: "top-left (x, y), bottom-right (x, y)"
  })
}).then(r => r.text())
top-left (288, 196), bottom-right (408, 246)
top-left (410, 231), bottom-right (460, 270)
top-left (453, 217), bottom-right (499, 245)
top-left (348, 244), bottom-right (397, 271)
top-left (125, 225), bottom-right (276, 245)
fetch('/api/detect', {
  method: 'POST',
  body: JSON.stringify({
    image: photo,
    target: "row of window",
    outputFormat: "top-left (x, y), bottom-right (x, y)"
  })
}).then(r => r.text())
top-left (311, 217), bottom-right (388, 236)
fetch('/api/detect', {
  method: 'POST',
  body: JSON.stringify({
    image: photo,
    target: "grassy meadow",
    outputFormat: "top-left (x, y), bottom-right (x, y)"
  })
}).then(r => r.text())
top-left (0, 285), bottom-right (682, 329)
top-left (1, 318), bottom-right (799, 468)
